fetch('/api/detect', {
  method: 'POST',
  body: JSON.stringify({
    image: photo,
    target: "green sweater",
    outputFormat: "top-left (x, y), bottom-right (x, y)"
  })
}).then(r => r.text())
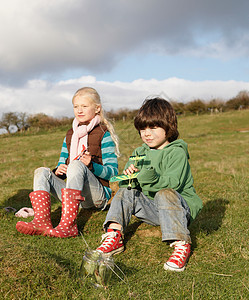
top-left (120, 139), bottom-right (202, 221)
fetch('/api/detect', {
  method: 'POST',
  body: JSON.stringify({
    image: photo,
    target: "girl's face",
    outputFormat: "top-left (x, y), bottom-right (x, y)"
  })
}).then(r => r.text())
top-left (73, 96), bottom-right (100, 124)
top-left (140, 127), bottom-right (169, 149)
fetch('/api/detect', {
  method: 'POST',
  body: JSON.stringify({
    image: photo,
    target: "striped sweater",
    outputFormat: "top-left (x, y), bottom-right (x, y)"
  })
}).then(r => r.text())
top-left (57, 131), bottom-right (118, 200)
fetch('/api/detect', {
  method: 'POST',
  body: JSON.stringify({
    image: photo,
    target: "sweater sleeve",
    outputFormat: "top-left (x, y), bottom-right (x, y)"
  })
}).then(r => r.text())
top-left (92, 131), bottom-right (118, 180)
top-left (57, 137), bottom-right (69, 167)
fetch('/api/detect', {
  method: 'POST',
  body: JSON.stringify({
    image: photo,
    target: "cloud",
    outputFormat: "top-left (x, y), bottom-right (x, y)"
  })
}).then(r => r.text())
top-left (1, 0), bottom-right (249, 84)
top-left (1, 76), bottom-right (248, 117)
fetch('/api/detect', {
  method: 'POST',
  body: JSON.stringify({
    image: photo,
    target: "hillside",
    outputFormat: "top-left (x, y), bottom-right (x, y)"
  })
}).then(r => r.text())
top-left (0, 110), bottom-right (248, 299)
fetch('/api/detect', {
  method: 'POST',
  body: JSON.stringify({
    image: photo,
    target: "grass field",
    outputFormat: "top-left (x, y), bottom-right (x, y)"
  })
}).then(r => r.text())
top-left (0, 110), bottom-right (249, 299)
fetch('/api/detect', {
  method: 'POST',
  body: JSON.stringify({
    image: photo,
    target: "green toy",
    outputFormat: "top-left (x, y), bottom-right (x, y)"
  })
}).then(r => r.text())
top-left (110, 154), bottom-right (146, 189)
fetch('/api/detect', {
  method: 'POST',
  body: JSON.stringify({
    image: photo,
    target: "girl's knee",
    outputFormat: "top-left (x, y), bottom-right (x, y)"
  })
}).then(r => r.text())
top-left (67, 160), bottom-right (86, 175)
top-left (34, 167), bottom-right (51, 178)
top-left (68, 159), bottom-right (86, 170)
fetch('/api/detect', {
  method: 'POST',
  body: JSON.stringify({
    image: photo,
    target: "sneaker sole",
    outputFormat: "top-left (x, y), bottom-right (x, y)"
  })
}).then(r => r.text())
top-left (163, 262), bottom-right (186, 272)
top-left (98, 245), bottom-right (125, 258)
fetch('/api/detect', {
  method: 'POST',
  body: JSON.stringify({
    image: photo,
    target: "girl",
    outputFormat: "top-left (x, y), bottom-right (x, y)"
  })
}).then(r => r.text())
top-left (16, 87), bottom-right (119, 238)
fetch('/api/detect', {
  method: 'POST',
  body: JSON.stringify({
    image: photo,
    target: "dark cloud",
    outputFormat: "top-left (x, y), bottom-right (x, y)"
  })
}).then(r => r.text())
top-left (1, 0), bottom-right (249, 85)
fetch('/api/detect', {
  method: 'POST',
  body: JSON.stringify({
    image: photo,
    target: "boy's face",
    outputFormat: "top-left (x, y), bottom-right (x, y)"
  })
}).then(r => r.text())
top-left (140, 127), bottom-right (169, 149)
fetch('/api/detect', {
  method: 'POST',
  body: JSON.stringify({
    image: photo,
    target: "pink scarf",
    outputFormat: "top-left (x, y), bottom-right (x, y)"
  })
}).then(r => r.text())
top-left (69, 115), bottom-right (101, 162)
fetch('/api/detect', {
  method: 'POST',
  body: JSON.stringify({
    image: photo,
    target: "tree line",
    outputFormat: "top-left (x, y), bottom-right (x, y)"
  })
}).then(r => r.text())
top-left (1, 90), bottom-right (249, 134)
top-left (107, 90), bottom-right (249, 120)
top-left (0, 112), bottom-right (73, 134)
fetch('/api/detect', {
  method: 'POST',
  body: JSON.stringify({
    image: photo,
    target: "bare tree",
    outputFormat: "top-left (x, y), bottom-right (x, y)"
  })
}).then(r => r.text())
top-left (17, 112), bottom-right (30, 131)
top-left (0, 112), bottom-right (18, 133)
top-left (0, 112), bottom-right (30, 133)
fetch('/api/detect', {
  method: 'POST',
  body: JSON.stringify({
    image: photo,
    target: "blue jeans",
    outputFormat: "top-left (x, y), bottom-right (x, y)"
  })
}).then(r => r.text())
top-left (33, 160), bottom-right (107, 209)
top-left (104, 188), bottom-right (191, 243)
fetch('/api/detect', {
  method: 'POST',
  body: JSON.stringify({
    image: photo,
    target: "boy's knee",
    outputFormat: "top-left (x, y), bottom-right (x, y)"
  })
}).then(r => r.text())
top-left (112, 188), bottom-right (136, 205)
top-left (155, 188), bottom-right (180, 207)
top-left (157, 188), bottom-right (178, 200)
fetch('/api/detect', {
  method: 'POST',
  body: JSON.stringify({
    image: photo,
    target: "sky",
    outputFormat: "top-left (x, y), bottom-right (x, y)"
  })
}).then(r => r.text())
top-left (1, 0), bottom-right (249, 118)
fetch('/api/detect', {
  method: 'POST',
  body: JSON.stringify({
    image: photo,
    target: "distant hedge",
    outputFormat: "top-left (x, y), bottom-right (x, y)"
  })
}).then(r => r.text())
top-left (1, 90), bottom-right (249, 133)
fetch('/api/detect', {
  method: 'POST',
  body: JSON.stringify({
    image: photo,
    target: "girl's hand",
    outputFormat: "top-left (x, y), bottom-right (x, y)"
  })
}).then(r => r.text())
top-left (55, 164), bottom-right (68, 176)
top-left (123, 164), bottom-right (139, 176)
top-left (79, 151), bottom-right (92, 167)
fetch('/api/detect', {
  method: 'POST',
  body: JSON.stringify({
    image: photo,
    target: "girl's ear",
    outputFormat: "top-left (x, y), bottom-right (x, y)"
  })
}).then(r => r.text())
top-left (95, 104), bottom-right (101, 114)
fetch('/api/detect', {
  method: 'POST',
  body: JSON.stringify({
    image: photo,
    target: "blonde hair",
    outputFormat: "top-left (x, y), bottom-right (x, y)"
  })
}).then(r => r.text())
top-left (72, 87), bottom-right (120, 156)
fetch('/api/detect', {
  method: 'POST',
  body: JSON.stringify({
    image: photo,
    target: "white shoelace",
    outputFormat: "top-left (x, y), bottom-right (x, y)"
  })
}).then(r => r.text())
top-left (100, 231), bottom-right (117, 250)
top-left (169, 241), bottom-right (188, 261)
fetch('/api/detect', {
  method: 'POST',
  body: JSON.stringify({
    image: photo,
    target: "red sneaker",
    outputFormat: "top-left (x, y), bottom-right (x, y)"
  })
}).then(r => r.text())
top-left (164, 241), bottom-right (191, 272)
top-left (96, 229), bottom-right (124, 257)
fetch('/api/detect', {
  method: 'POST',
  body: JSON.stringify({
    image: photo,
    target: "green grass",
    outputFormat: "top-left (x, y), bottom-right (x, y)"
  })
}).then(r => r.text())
top-left (0, 110), bottom-right (249, 299)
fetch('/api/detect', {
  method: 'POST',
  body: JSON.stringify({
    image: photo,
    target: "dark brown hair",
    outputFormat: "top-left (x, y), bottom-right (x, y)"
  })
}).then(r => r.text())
top-left (134, 97), bottom-right (179, 142)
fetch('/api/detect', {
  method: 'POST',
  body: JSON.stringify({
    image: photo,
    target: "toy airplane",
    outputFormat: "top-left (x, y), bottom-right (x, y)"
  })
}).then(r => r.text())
top-left (110, 172), bottom-right (140, 183)
top-left (110, 154), bottom-right (146, 188)
top-left (129, 155), bottom-right (146, 161)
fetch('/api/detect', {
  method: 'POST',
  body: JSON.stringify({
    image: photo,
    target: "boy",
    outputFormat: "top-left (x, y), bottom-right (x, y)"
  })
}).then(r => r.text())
top-left (96, 98), bottom-right (203, 272)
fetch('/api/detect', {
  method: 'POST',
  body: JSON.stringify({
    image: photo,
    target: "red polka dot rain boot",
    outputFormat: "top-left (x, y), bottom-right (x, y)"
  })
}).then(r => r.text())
top-left (16, 191), bottom-right (53, 235)
top-left (44, 188), bottom-right (84, 238)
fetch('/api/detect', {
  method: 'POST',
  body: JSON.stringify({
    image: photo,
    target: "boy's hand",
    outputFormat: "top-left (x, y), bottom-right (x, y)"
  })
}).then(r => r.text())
top-left (123, 164), bottom-right (139, 176)
top-left (55, 164), bottom-right (68, 176)
top-left (80, 151), bottom-right (92, 167)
